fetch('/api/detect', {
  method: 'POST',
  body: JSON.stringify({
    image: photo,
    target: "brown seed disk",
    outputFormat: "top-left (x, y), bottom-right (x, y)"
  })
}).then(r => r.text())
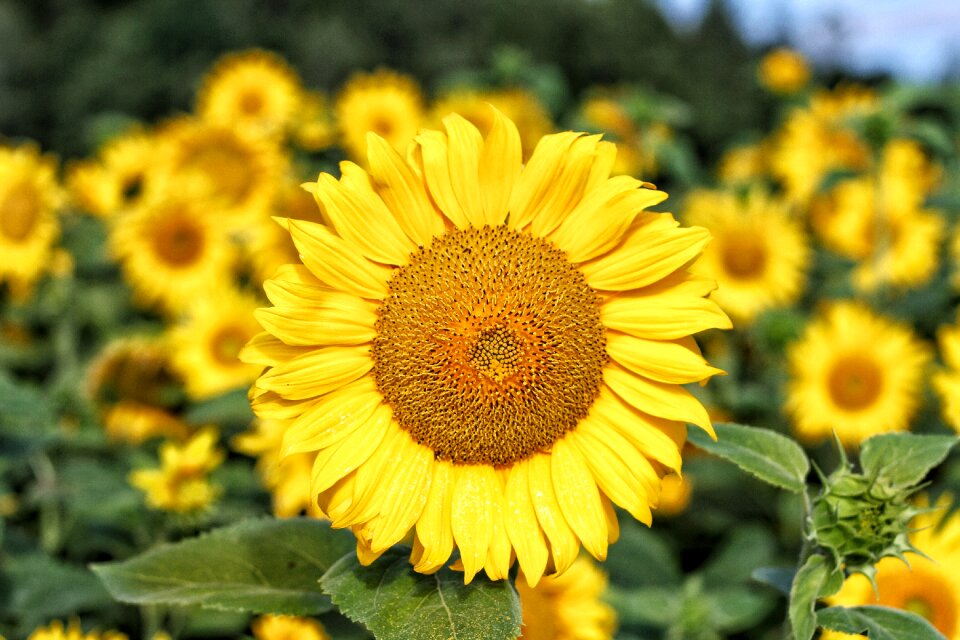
top-left (371, 225), bottom-right (607, 466)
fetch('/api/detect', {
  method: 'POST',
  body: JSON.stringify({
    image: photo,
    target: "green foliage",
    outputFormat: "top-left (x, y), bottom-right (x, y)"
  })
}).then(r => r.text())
top-left (321, 548), bottom-right (522, 640)
top-left (788, 554), bottom-right (843, 640)
top-left (859, 433), bottom-right (959, 487)
top-left (818, 605), bottom-right (947, 640)
top-left (92, 518), bottom-right (354, 615)
top-left (687, 422), bottom-right (810, 493)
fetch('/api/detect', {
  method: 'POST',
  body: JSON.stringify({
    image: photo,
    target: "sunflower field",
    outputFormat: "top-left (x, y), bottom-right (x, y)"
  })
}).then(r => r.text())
top-left (2, 1), bottom-right (960, 639)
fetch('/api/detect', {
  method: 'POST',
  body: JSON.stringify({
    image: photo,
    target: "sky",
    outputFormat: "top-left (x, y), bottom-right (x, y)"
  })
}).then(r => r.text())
top-left (657, 0), bottom-right (960, 83)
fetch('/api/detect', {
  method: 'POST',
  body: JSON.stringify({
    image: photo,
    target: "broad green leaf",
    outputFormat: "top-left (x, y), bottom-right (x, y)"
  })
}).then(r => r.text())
top-left (788, 554), bottom-right (840, 640)
top-left (859, 433), bottom-right (958, 488)
top-left (817, 605), bottom-right (946, 640)
top-left (321, 548), bottom-right (522, 640)
top-left (687, 422), bottom-right (810, 493)
top-left (91, 518), bottom-right (353, 614)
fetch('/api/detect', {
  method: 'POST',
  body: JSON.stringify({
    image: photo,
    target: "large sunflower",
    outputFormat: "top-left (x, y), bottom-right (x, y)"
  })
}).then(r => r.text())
top-left (786, 301), bottom-right (929, 448)
top-left (684, 187), bottom-right (810, 324)
top-left (824, 495), bottom-right (960, 640)
top-left (0, 143), bottom-right (64, 296)
top-left (244, 110), bottom-right (729, 585)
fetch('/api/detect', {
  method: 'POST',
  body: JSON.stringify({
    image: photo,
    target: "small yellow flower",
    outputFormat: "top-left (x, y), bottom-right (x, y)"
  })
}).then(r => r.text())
top-left (758, 48), bottom-right (810, 94)
top-left (130, 426), bottom-right (224, 513)
top-left (251, 615), bottom-right (330, 640)
top-left (66, 128), bottom-right (158, 219)
top-left (27, 619), bottom-right (127, 640)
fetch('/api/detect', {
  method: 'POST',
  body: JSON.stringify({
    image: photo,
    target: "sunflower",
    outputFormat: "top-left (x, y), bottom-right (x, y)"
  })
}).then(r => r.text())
top-left (684, 187), bottom-right (810, 324)
top-left (0, 143), bottom-right (64, 296)
top-left (292, 90), bottom-right (336, 152)
top-left (786, 301), bottom-right (929, 448)
top-left (933, 319), bottom-right (960, 433)
top-left (823, 494), bottom-right (960, 640)
top-left (129, 426), bottom-right (224, 513)
top-left (27, 619), bottom-right (127, 640)
top-left (66, 127), bottom-right (158, 219)
top-left (109, 191), bottom-right (236, 314)
top-left (251, 615), bottom-right (330, 640)
top-left (758, 48), bottom-right (810, 94)
top-left (197, 49), bottom-right (303, 139)
top-left (233, 418), bottom-right (319, 517)
top-left (168, 288), bottom-right (263, 399)
top-left (429, 87), bottom-right (552, 160)
top-left (153, 116), bottom-right (285, 234)
top-left (716, 143), bottom-right (767, 185)
top-left (244, 110), bottom-right (729, 585)
top-left (335, 68), bottom-right (425, 161)
top-left (517, 555), bottom-right (616, 640)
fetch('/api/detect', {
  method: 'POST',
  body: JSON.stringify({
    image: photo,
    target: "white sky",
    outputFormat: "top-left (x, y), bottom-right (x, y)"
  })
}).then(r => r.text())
top-left (657, 0), bottom-right (960, 82)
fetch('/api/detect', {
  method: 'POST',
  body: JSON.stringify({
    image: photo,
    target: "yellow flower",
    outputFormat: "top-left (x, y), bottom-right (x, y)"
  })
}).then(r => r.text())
top-left (233, 419), bottom-right (319, 517)
top-left (654, 472), bottom-right (693, 517)
top-left (716, 143), bottom-right (767, 185)
top-left (824, 495), bottom-right (960, 640)
top-left (292, 90), bottom-right (336, 151)
top-left (66, 128), bottom-right (158, 219)
top-left (430, 88), bottom-right (553, 161)
top-left (758, 48), bottom-right (810, 94)
top-left (251, 614), bottom-right (330, 640)
top-left (684, 188), bottom-right (810, 324)
top-left (109, 191), bottom-right (237, 314)
top-left (130, 426), bottom-right (224, 513)
top-left (517, 555), bottom-right (616, 640)
top-left (27, 619), bottom-right (127, 640)
top-left (335, 68), bottom-right (424, 161)
top-left (244, 109), bottom-right (728, 585)
top-left (86, 337), bottom-right (190, 444)
top-left (0, 143), bottom-right (64, 296)
top-left (933, 319), bottom-right (960, 434)
top-left (786, 302), bottom-right (930, 448)
top-left (197, 49), bottom-right (303, 139)
top-left (168, 288), bottom-right (264, 399)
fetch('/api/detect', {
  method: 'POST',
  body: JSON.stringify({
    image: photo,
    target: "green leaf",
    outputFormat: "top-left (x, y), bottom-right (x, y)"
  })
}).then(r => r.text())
top-left (320, 548), bottom-right (522, 640)
top-left (705, 587), bottom-right (775, 632)
top-left (859, 433), bottom-right (958, 487)
top-left (91, 518), bottom-right (353, 615)
top-left (788, 554), bottom-right (840, 640)
top-left (702, 525), bottom-right (776, 587)
top-left (817, 605), bottom-right (946, 640)
top-left (601, 585), bottom-right (681, 627)
top-left (0, 371), bottom-right (57, 458)
top-left (604, 518), bottom-right (681, 588)
top-left (687, 422), bottom-right (810, 493)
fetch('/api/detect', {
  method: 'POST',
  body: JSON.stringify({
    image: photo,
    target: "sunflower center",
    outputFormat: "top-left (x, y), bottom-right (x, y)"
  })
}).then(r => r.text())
top-left (120, 172), bottom-right (144, 205)
top-left (239, 90), bottom-right (265, 115)
top-left (153, 214), bottom-right (204, 267)
top-left (184, 138), bottom-right (254, 204)
top-left (369, 116), bottom-right (394, 137)
top-left (828, 355), bottom-right (882, 411)
top-left (721, 235), bottom-right (767, 278)
top-left (0, 183), bottom-right (40, 242)
top-left (372, 225), bottom-right (606, 466)
top-left (209, 325), bottom-right (251, 366)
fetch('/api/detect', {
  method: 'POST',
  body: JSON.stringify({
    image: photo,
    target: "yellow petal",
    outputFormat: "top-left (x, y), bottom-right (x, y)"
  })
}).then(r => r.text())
top-left (336, 423), bottom-right (409, 527)
top-left (268, 262), bottom-right (325, 287)
top-left (592, 387), bottom-right (686, 472)
top-left (240, 331), bottom-right (310, 367)
top-left (603, 366), bottom-right (715, 438)
top-left (527, 452), bottom-right (579, 575)
top-left (550, 180), bottom-right (668, 263)
top-left (256, 345), bottom-right (372, 401)
top-left (508, 131), bottom-right (580, 231)
top-left (413, 458), bottom-right (455, 574)
top-left (579, 224), bottom-right (711, 290)
top-left (607, 332), bottom-right (724, 384)
top-left (288, 219), bottom-right (390, 299)
top-left (369, 435), bottom-right (433, 553)
top-left (601, 493), bottom-right (620, 544)
top-left (529, 135), bottom-right (603, 238)
top-left (551, 436), bottom-right (608, 561)
top-left (249, 390), bottom-right (316, 421)
top-left (443, 113), bottom-right (486, 227)
top-left (478, 107), bottom-right (521, 225)
top-left (416, 129), bottom-right (469, 228)
top-left (601, 288), bottom-right (731, 340)
top-left (504, 459), bottom-right (549, 587)
top-left (451, 464), bottom-right (496, 584)
top-left (366, 133), bottom-right (446, 246)
top-left (255, 301), bottom-right (376, 347)
top-left (281, 377), bottom-right (382, 456)
top-left (310, 404), bottom-right (391, 495)
top-left (483, 471), bottom-right (513, 581)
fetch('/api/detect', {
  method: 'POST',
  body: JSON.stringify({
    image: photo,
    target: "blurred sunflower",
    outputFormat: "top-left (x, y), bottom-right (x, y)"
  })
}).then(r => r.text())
top-left (933, 319), bottom-right (960, 434)
top-left (66, 128), bottom-right (158, 219)
top-left (292, 90), bottom-right (336, 152)
top-left (824, 494), bottom-right (960, 640)
top-left (109, 192), bottom-right (236, 314)
top-left (716, 142), bottom-right (767, 185)
top-left (758, 48), bottom-right (810, 94)
top-left (168, 288), bottom-right (264, 400)
top-left (335, 68), bottom-right (425, 161)
top-left (517, 555), bottom-right (616, 640)
top-left (129, 426), bottom-right (224, 513)
top-left (786, 301), bottom-right (929, 448)
top-left (244, 110), bottom-right (728, 585)
top-left (197, 49), bottom-right (303, 139)
top-left (0, 143), bottom-right (64, 296)
top-left (233, 418), bottom-right (319, 517)
top-left (153, 117), bottom-right (285, 234)
top-left (684, 188), bottom-right (810, 324)
top-left (430, 87), bottom-right (553, 160)
top-left (27, 619), bottom-right (127, 640)
top-left (251, 615), bottom-right (330, 640)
